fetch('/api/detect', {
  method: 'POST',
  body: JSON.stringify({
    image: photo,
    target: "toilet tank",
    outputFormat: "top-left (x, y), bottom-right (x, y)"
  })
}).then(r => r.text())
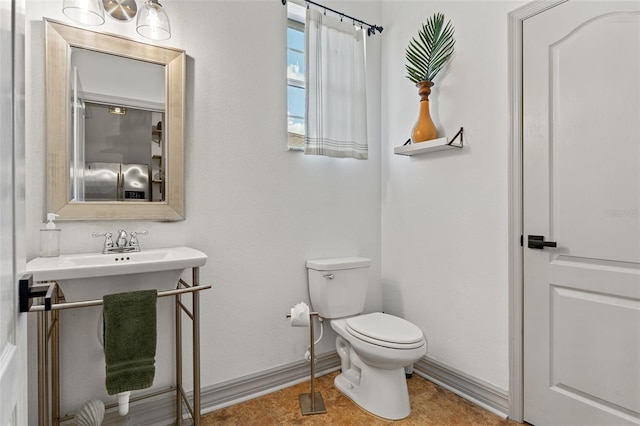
top-left (306, 257), bottom-right (371, 319)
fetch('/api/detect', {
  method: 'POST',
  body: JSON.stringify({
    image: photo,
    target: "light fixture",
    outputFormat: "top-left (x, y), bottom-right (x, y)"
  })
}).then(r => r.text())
top-left (102, 0), bottom-right (137, 21)
top-left (136, 0), bottom-right (171, 41)
top-left (61, 0), bottom-right (172, 41)
top-left (62, 0), bottom-right (105, 26)
top-left (109, 106), bottom-right (127, 115)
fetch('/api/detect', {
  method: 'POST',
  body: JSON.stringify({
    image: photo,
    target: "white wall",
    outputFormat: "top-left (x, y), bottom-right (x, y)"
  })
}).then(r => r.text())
top-left (25, 0), bottom-right (381, 417)
top-left (380, 0), bottom-right (525, 391)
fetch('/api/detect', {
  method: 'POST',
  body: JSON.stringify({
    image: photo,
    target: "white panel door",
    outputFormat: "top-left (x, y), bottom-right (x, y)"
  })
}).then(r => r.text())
top-left (523, 1), bottom-right (640, 425)
top-left (0, 0), bottom-right (26, 424)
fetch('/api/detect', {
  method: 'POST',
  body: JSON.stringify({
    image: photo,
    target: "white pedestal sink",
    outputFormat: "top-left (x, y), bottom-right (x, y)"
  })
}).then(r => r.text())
top-left (26, 246), bottom-right (207, 302)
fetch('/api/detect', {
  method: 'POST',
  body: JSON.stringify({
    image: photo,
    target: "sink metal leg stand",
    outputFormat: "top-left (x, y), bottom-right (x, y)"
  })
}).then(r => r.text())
top-left (37, 283), bottom-right (61, 426)
top-left (299, 312), bottom-right (326, 415)
top-left (51, 288), bottom-right (60, 426)
top-left (23, 272), bottom-right (210, 426)
top-left (37, 305), bottom-right (48, 426)
top-left (175, 267), bottom-right (202, 425)
top-left (176, 279), bottom-right (183, 424)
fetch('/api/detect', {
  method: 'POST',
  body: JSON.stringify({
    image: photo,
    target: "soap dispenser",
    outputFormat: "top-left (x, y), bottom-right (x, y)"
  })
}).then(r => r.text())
top-left (40, 213), bottom-right (61, 257)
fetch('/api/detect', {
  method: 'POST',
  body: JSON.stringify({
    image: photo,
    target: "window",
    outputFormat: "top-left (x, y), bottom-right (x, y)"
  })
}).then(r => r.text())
top-left (287, 2), bottom-right (306, 150)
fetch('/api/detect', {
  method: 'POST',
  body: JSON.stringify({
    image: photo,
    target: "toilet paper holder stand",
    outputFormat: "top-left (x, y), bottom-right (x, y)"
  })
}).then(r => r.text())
top-left (286, 310), bottom-right (327, 415)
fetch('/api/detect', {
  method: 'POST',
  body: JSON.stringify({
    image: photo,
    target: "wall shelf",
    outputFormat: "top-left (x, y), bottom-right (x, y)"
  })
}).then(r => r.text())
top-left (394, 127), bottom-right (463, 156)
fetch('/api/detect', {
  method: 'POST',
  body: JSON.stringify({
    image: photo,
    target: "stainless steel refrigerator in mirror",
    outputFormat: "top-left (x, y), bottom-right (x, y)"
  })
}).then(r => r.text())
top-left (84, 162), bottom-right (150, 201)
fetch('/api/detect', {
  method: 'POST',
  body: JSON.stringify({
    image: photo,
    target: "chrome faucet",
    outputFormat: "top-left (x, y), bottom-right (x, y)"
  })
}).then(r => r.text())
top-left (93, 230), bottom-right (148, 254)
top-left (92, 232), bottom-right (114, 253)
top-left (128, 231), bottom-right (148, 249)
top-left (116, 230), bottom-right (128, 248)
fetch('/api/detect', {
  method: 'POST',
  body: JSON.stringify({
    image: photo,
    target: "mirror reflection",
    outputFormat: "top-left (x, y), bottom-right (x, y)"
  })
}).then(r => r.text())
top-left (46, 19), bottom-right (185, 220)
top-left (70, 48), bottom-right (166, 202)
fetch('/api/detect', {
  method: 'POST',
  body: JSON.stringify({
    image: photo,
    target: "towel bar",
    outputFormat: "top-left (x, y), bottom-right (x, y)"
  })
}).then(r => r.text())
top-left (21, 279), bottom-right (211, 312)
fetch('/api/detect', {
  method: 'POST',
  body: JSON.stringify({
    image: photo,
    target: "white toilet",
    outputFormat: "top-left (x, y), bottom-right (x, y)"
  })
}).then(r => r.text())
top-left (306, 257), bottom-right (427, 420)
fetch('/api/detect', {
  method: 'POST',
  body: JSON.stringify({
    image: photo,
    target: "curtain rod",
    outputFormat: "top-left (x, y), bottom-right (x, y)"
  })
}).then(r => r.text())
top-left (281, 0), bottom-right (383, 36)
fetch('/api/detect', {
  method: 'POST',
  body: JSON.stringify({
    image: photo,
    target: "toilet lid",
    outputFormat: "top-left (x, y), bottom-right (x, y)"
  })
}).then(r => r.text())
top-left (345, 313), bottom-right (424, 348)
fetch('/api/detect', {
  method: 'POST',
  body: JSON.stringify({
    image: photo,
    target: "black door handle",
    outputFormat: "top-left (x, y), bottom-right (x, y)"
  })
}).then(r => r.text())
top-left (528, 235), bottom-right (557, 249)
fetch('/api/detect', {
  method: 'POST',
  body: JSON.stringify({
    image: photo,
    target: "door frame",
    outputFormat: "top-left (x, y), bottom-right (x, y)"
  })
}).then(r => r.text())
top-left (0, 0), bottom-right (27, 423)
top-left (507, 0), bottom-right (567, 422)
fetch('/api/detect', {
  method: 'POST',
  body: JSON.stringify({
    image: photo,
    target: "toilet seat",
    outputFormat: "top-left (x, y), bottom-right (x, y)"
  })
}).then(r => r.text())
top-left (345, 312), bottom-right (425, 350)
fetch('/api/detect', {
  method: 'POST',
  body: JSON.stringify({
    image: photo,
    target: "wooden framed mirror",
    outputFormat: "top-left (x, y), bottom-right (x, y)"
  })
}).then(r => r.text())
top-left (45, 19), bottom-right (185, 220)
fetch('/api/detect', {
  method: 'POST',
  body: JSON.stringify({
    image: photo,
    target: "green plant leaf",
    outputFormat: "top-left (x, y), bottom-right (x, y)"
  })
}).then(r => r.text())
top-left (405, 13), bottom-right (455, 83)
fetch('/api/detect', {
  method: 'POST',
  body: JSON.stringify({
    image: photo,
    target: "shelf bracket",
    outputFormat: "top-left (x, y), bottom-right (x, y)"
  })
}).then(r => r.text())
top-left (400, 127), bottom-right (463, 148)
top-left (447, 127), bottom-right (464, 148)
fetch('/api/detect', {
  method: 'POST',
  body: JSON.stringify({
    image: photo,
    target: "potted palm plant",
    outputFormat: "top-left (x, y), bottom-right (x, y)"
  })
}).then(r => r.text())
top-left (405, 13), bottom-right (455, 143)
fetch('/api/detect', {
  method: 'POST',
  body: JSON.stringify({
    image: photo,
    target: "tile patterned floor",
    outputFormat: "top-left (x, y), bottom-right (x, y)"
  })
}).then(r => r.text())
top-left (201, 371), bottom-right (521, 425)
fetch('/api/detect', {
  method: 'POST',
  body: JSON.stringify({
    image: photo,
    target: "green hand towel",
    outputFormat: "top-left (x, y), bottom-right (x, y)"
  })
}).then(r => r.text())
top-left (103, 289), bottom-right (157, 395)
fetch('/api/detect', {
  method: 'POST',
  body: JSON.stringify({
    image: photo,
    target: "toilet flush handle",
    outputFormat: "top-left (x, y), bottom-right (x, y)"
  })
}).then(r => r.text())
top-left (323, 273), bottom-right (335, 280)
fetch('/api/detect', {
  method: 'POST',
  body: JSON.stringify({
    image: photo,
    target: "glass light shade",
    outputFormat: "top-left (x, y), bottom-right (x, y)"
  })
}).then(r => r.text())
top-left (136, 0), bottom-right (171, 41)
top-left (62, 0), bottom-right (105, 26)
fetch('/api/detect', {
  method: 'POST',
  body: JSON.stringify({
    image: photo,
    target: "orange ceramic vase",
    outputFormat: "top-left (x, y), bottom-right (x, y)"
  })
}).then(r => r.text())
top-left (411, 80), bottom-right (437, 143)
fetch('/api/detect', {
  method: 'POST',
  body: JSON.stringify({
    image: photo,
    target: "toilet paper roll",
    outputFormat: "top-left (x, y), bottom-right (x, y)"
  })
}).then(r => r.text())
top-left (290, 302), bottom-right (310, 327)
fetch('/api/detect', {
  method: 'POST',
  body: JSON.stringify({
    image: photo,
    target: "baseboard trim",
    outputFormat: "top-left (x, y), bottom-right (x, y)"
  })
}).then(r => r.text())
top-left (101, 353), bottom-right (508, 425)
top-left (414, 357), bottom-right (509, 419)
top-left (100, 352), bottom-right (341, 425)
top-left (199, 351), bottom-right (341, 413)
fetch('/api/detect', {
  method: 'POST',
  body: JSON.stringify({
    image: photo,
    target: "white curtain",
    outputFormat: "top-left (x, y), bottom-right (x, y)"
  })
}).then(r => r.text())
top-left (304, 8), bottom-right (368, 159)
